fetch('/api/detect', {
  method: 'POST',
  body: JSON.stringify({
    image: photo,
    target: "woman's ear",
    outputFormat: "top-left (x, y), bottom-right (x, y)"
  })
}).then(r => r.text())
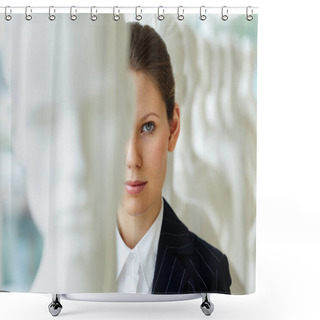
top-left (168, 103), bottom-right (180, 152)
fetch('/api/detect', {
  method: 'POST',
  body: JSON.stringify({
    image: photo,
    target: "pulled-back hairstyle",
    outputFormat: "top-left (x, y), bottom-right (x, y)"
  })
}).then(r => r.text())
top-left (129, 22), bottom-right (175, 120)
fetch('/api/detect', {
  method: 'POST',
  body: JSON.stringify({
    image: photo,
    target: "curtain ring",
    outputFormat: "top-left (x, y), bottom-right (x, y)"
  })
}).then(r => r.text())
top-left (90, 6), bottom-right (97, 21)
top-left (177, 6), bottom-right (184, 21)
top-left (157, 6), bottom-right (165, 21)
top-left (4, 6), bottom-right (12, 21)
top-left (49, 6), bottom-right (56, 21)
top-left (25, 6), bottom-right (32, 21)
top-left (200, 6), bottom-right (207, 21)
top-left (70, 6), bottom-right (77, 21)
top-left (221, 6), bottom-right (228, 21)
top-left (113, 6), bottom-right (120, 21)
top-left (135, 6), bottom-right (142, 21)
top-left (246, 6), bottom-right (253, 21)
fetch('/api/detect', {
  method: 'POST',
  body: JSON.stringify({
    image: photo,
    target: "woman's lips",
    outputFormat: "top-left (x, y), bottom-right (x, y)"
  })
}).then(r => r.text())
top-left (125, 180), bottom-right (147, 195)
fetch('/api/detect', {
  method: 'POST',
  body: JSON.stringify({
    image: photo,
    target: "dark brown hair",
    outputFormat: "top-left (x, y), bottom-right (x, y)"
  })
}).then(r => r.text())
top-left (129, 22), bottom-right (175, 120)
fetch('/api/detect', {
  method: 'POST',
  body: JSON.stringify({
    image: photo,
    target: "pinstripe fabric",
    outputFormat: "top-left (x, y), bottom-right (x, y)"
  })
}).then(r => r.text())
top-left (152, 198), bottom-right (232, 294)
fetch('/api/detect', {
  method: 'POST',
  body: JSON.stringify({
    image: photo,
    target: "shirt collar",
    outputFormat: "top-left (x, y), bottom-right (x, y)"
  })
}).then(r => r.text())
top-left (116, 199), bottom-right (164, 285)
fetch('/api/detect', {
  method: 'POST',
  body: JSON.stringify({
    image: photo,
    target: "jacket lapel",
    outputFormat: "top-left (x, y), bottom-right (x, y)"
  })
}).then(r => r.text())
top-left (152, 199), bottom-right (194, 294)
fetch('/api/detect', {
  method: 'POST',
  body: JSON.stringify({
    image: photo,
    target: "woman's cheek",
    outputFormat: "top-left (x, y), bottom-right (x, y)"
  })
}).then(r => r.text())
top-left (148, 135), bottom-right (168, 178)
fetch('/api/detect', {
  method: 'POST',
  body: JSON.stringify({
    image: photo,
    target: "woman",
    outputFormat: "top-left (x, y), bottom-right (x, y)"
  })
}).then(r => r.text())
top-left (116, 22), bottom-right (231, 294)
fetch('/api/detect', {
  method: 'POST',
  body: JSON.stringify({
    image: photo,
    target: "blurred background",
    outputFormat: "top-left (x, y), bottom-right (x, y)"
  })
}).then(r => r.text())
top-left (0, 12), bottom-right (257, 294)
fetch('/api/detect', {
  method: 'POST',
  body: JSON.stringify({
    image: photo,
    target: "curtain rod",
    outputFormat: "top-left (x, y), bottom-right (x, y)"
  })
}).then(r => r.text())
top-left (0, 6), bottom-right (259, 15)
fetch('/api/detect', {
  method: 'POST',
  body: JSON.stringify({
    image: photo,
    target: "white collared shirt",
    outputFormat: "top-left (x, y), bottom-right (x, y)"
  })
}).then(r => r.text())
top-left (116, 199), bottom-right (164, 293)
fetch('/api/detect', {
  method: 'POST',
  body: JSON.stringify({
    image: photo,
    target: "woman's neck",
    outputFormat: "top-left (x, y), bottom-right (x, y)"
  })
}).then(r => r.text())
top-left (117, 198), bottom-right (162, 249)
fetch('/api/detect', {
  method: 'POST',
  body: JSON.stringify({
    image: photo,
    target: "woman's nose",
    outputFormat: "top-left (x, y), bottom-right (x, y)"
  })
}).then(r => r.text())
top-left (126, 137), bottom-right (142, 169)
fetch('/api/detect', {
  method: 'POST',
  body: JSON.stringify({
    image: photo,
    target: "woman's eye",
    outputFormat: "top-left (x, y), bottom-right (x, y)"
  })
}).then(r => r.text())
top-left (141, 122), bottom-right (155, 134)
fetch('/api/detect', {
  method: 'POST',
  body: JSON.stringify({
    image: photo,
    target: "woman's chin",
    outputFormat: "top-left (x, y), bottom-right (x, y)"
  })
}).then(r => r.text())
top-left (120, 198), bottom-right (148, 217)
top-left (120, 193), bottom-right (162, 218)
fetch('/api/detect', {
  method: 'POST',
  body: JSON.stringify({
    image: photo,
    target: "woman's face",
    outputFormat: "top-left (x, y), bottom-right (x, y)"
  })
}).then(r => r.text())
top-left (120, 71), bottom-right (180, 218)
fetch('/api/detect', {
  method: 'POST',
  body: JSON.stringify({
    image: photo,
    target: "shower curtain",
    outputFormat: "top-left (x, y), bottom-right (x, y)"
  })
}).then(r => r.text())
top-left (0, 8), bottom-right (257, 296)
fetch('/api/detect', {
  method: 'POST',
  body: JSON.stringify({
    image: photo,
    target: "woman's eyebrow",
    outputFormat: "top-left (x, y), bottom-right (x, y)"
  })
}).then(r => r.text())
top-left (139, 112), bottom-right (160, 123)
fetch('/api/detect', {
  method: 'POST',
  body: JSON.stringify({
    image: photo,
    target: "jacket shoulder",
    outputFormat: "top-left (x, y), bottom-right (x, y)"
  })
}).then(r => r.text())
top-left (161, 198), bottom-right (232, 294)
top-left (187, 233), bottom-right (232, 294)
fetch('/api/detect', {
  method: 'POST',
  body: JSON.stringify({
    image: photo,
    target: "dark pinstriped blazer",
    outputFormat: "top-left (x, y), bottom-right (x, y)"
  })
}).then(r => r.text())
top-left (152, 198), bottom-right (232, 294)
